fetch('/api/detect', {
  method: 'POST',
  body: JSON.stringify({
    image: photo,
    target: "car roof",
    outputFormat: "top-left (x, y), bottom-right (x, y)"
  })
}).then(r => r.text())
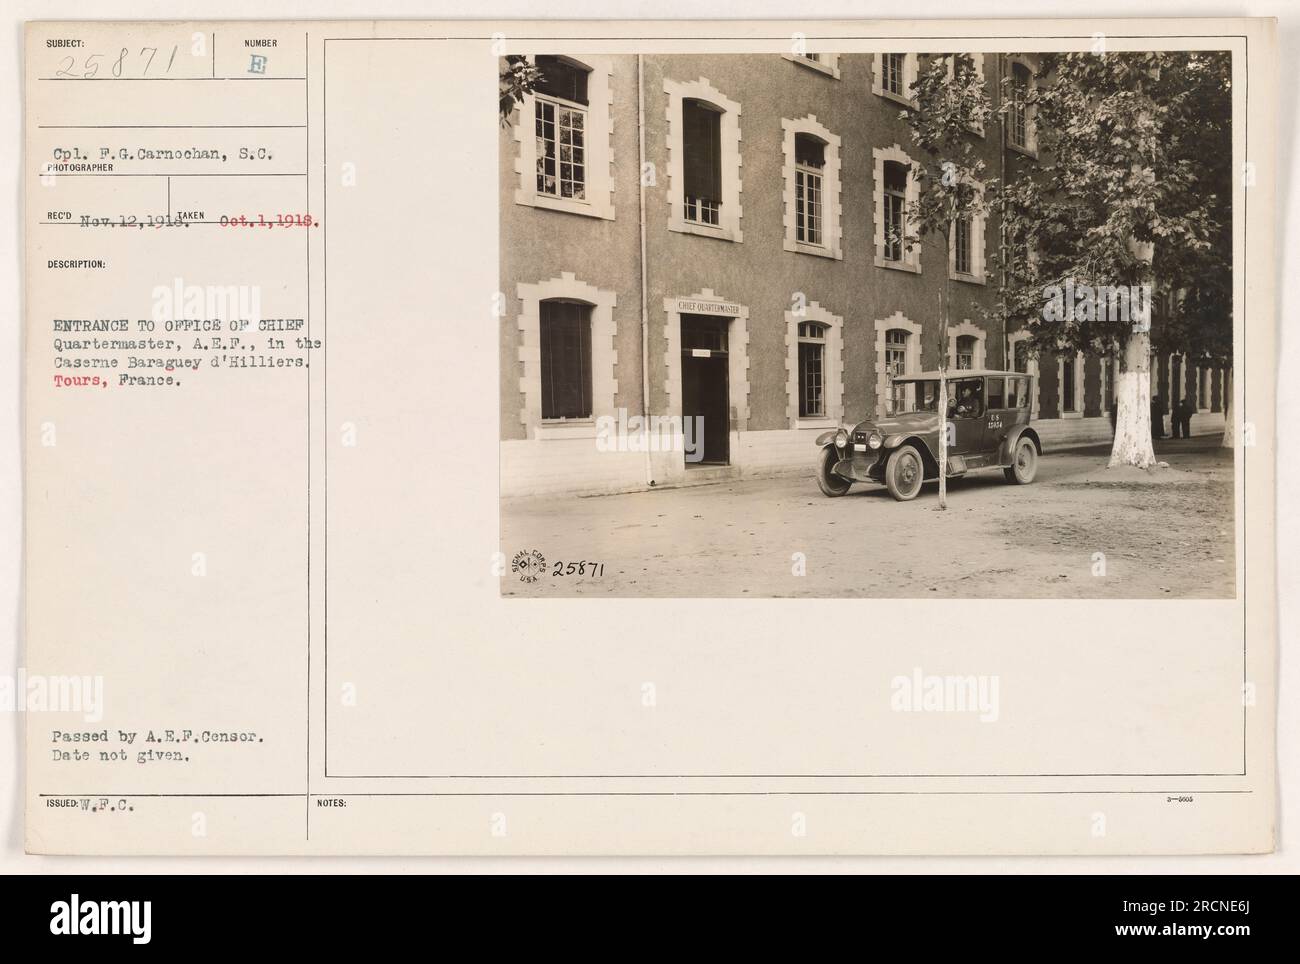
top-left (898, 370), bottom-right (1031, 380)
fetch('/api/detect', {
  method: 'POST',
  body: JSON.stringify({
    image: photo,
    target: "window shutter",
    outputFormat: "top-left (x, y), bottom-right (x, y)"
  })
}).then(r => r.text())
top-left (884, 160), bottom-right (908, 193)
top-left (795, 134), bottom-right (825, 168)
top-left (682, 100), bottom-right (722, 203)
top-left (539, 300), bottom-right (593, 420)
top-left (534, 56), bottom-right (589, 105)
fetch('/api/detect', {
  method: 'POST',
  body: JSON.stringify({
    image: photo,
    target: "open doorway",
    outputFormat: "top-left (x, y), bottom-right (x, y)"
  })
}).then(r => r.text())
top-left (680, 314), bottom-right (730, 466)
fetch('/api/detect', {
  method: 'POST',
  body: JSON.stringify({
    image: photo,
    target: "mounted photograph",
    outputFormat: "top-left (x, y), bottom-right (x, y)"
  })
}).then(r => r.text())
top-left (498, 48), bottom-right (1236, 598)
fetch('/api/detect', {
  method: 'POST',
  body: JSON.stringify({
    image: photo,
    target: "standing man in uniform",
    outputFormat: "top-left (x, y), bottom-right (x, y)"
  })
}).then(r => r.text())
top-left (1173, 394), bottom-right (1195, 439)
top-left (1150, 393), bottom-right (1165, 439)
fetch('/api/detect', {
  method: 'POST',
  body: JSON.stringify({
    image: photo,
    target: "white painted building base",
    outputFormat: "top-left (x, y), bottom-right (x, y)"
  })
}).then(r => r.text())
top-left (1036, 412), bottom-right (1226, 451)
top-left (1186, 411), bottom-right (1228, 438)
top-left (500, 438), bottom-right (648, 499)
top-left (501, 414), bottom-right (1229, 499)
top-left (1033, 417), bottom-right (1114, 450)
top-left (501, 428), bottom-right (828, 499)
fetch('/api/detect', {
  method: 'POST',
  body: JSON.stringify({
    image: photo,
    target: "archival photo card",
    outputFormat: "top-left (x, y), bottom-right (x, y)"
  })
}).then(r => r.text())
top-left (22, 18), bottom-right (1276, 856)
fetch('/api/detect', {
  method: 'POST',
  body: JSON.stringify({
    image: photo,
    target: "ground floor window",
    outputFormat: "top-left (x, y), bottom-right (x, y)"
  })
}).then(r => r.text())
top-left (539, 299), bottom-right (593, 420)
top-left (956, 334), bottom-right (976, 370)
top-left (1062, 354), bottom-right (1079, 413)
top-left (798, 321), bottom-right (826, 417)
top-left (886, 327), bottom-right (910, 411)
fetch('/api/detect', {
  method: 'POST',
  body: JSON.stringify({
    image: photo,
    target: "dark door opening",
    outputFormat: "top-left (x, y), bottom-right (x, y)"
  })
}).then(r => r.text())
top-left (680, 314), bottom-right (730, 466)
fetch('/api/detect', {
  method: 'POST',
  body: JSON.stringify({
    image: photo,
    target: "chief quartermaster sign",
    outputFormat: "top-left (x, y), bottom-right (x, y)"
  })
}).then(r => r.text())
top-left (675, 298), bottom-right (741, 316)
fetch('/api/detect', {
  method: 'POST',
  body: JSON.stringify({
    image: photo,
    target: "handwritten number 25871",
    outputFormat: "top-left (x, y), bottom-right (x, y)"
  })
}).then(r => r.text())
top-left (55, 46), bottom-right (179, 79)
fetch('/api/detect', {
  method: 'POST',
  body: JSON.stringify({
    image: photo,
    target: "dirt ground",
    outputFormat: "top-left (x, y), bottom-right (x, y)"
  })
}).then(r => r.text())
top-left (500, 435), bottom-right (1236, 598)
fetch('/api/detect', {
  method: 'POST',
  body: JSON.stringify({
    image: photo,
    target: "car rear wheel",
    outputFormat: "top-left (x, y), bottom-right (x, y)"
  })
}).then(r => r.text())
top-left (816, 446), bottom-right (852, 497)
top-left (885, 446), bottom-right (924, 501)
top-left (1003, 437), bottom-right (1038, 484)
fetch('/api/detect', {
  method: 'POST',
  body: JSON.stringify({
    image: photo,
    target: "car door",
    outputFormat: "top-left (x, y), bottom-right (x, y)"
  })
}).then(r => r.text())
top-left (981, 376), bottom-right (1010, 453)
top-left (947, 377), bottom-right (986, 456)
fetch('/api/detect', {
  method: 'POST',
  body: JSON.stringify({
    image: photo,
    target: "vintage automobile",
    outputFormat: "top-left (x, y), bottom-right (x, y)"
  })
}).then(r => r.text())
top-left (814, 370), bottom-right (1042, 501)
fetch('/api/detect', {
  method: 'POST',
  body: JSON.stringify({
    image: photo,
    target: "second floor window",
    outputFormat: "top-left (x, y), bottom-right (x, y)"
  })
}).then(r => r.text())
top-left (883, 52), bottom-right (907, 96)
top-left (883, 160), bottom-right (908, 262)
top-left (534, 56), bottom-right (590, 201)
top-left (798, 321), bottom-right (827, 417)
top-left (794, 134), bottom-right (825, 246)
top-left (539, 299), bottom-right (593, 420)
top-left (682, 98), bottom-right (723, 226)
top-left (1010, 62), bottom-right (1031, 149)
top-left (954, 215), bottom-right (972, 274)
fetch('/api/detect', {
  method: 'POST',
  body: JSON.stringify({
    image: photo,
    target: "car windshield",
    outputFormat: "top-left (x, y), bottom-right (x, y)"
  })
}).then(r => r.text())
top-left (889, 380), bottom-right (940, 415)
top-left (888, 379), bottom-right (986, 417)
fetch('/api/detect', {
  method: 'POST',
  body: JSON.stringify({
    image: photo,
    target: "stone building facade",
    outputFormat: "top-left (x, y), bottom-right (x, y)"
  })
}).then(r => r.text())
top-left (499, 52), bottom-right (1228, 497)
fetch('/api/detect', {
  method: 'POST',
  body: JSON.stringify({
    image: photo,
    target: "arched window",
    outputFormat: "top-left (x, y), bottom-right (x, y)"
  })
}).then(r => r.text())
top-left (784, 118), bottom-right (842, 259)
top-left (665, 78), bottom-right (742, 241)
top-left (539, 299), bottom-right (593, 420)
top-left (956, 335), bottom-right (976, 370)
top-left (794, 134), bottom-right (826, 246)
top-left (682, 98), bottom-right (723, 226)
top-left (533, 56), bottom-right (592, 201)
top-left (882, 161), bottom-right (909, 262)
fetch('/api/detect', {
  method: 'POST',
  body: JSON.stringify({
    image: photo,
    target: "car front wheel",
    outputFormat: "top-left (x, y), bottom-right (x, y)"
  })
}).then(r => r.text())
top-left (1003, 437), bottom-right (1038, 484)
top-left (884, 446), bottom-right (925, 501)
top-left (816, 446), bottom-right (852, 497)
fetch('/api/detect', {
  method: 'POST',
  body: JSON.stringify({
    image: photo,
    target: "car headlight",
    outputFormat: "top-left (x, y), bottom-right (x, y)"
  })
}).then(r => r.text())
top-left (868, 431), bottom-right (883, 449)
top-left (835, 429), bottom-right (849, 449)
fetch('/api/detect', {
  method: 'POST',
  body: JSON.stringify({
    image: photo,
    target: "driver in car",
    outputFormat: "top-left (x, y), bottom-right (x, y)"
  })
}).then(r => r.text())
top-left (954, 382), bottom-right (983, 417)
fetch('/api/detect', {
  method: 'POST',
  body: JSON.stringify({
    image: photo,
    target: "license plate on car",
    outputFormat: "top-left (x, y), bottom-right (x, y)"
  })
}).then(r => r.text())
top-left (853, 443), bottom-right (867, 452)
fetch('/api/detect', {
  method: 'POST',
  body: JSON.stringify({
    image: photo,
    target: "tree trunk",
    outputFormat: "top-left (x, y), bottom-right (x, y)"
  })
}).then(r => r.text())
top-left (1108, 330), bottom-right (1158, 468)
top-left (1110, 234), bottom-right (1158, 469)
top-left (1221, 369), bottom-right (1234, 448)
top-left (937, 368), bottom-right (948, 507)
top-left (937, 289), bottom-right (948, 509)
